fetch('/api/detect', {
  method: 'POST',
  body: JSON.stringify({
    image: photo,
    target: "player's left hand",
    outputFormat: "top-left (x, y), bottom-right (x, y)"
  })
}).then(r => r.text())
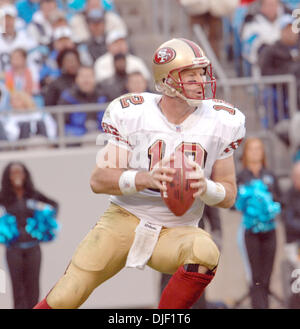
top-left (186, 159), bottom-right (207, 198)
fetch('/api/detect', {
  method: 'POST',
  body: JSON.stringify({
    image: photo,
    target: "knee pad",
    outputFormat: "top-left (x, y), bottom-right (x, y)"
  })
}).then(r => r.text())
top-left (191, 235), bottom-right (220, 271)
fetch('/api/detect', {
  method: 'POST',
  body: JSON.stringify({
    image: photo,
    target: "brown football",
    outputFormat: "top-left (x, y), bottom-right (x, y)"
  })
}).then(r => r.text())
top-left (161, 151), bottom-right (198, 216)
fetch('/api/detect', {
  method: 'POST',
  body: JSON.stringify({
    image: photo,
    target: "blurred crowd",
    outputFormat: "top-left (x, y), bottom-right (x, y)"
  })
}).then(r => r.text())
top-left (0, 0), bottom-right (298, 146)
top-left (0, 0), bottom-right (151, 142)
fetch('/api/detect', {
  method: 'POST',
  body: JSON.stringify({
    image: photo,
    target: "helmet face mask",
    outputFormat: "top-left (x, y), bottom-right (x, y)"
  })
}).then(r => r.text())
top-left (166, 64), bottom-right (216, 103)
top-left (153, 38), bottom-right (216, 106)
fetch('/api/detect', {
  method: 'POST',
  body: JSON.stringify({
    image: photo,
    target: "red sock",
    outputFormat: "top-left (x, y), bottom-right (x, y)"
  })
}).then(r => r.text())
top-left (33, 298), bottom-right (52, 309)
top-left (159, 266), bottom-right (215, 309)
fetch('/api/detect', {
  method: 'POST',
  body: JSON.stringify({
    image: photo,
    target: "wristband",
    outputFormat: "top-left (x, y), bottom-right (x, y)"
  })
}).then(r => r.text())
top-left (119, 170), bottom-right (138, 195)
top-left (199, 179), bottom-right (226, 206)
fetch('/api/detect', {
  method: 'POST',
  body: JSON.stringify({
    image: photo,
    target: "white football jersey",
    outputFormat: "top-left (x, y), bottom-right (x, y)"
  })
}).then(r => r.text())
top-left (101, 92), bottom-right (246, 227)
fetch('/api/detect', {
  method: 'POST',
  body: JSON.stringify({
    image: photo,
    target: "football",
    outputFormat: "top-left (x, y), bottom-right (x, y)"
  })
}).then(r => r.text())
top-left (161, 151), bottom-right (198, 216)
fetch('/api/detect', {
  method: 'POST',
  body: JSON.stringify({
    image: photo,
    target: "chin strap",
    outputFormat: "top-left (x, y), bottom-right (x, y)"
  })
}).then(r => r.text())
top-left (156, 82), bottom-right (203, 107)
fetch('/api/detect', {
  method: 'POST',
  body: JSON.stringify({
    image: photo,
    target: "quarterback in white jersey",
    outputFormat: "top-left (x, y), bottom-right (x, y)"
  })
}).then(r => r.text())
top-left (35, 38), bottom-right (246, 310)
top-left (102, 92), bottom-right (245, 228)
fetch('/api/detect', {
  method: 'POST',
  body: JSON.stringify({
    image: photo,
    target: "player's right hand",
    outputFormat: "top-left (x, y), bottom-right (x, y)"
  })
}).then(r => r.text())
top-left (136, 156), bottom-right (176, 191)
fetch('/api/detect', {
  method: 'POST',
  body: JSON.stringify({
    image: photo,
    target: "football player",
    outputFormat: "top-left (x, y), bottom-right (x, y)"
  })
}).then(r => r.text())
top-left (34, 38), bottom-right (246, 309)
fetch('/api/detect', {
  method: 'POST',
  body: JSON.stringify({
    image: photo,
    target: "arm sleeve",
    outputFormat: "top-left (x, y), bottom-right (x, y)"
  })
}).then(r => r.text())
top-left (101, 98), bottom-right (133, 151)
top-left (218, 121), bottom-right (246, 160)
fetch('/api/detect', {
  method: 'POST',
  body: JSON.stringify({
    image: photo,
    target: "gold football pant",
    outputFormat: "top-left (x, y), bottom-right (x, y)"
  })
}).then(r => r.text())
top-left (46, 203), bottom-right (220, 309)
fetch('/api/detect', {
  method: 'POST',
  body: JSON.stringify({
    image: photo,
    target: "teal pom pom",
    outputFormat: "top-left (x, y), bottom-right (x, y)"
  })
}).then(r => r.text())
top-left (26, 204), bottom-right (60, 242)
top-left (235, 179), bottom-right (281, 233)
top-left (0, 212), bottom-right (19, 246)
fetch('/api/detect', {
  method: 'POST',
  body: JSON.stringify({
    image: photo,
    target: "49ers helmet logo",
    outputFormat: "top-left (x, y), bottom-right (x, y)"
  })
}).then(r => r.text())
top-left (153, 47), bottom-right (176, 64)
